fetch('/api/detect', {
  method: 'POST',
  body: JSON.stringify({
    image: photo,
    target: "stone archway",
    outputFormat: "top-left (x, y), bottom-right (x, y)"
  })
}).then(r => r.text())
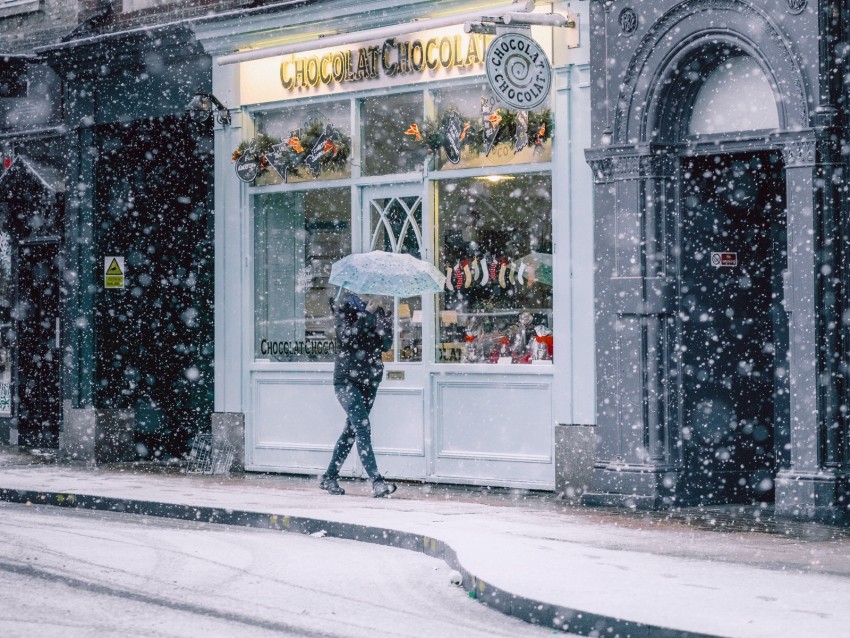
top-left (614, 0), bottom-right (808, 146)
top-left (583, 0), bottom-right (836, 510)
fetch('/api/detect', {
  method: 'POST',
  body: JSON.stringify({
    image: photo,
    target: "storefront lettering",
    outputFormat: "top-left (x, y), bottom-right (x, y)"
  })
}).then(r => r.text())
top-left (259, 339), bottom-right (336, 357)
top-left (281, 33), bottom-right (490, 90)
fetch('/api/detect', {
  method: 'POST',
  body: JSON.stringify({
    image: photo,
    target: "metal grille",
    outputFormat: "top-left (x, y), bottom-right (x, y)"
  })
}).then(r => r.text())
top-left (186, 434), bottom-right (235, 475)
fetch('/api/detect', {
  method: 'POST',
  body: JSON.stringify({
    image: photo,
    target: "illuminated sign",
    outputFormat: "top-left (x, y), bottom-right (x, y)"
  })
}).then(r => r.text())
top-left (240, 26), bottom-right (494, 104)
top-left (280, 32), bottom-right (491, 90)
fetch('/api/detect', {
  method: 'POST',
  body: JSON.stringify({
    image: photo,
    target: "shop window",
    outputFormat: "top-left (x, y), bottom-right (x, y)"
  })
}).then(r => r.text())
top-left (367, 195), bottom-right (423, 362)
top-left (254, 101), bottom-right (352, 185)
top-left (254, 189), bottom-right (350, 362)
top-left (436, 174), bottom-right (553, 364)
top-left (418, 84), bottom-right (552, 171)
top-left (362, 92), bottom-right (425, 176)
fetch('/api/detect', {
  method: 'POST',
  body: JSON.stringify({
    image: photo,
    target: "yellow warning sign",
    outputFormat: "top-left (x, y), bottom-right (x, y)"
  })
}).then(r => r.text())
top-left (104, 256), bottom-right (125, 289)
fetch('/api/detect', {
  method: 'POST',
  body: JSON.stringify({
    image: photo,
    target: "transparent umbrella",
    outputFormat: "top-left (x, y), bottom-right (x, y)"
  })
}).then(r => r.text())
top-left (330, 250), bottom-right (446, 297)
top-left (517, 252), bottom-right (553, 286)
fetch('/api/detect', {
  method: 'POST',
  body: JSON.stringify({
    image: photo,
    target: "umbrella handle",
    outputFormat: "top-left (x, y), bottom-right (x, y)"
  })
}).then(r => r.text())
top-left (335, 286), bottom-right (346, 302)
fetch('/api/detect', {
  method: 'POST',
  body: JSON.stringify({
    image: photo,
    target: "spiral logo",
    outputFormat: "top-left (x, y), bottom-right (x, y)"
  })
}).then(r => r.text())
top-left (505, 53), bottom-right (533, 86)
top-left (485, 33), bottom-right (552, 110)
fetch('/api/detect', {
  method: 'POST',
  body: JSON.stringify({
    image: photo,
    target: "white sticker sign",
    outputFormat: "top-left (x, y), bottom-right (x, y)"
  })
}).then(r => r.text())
top-left (485, 32), bottom-right (552, 110)
top-left (710, 252), bottom-right (738, 268)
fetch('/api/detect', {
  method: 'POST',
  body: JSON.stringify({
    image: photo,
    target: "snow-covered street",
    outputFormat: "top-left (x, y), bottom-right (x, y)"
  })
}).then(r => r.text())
top-left (0, 501), bottom-right (565, 638)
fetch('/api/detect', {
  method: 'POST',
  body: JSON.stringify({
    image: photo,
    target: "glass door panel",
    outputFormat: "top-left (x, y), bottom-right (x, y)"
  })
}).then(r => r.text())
top-left (364, 189), bottom-right (424, 363)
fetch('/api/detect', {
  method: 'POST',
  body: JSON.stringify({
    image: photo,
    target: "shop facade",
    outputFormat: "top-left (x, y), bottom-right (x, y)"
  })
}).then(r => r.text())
top-left (196, 0), bottom-right (594, 489)
top-left (585, 0), bottom-right (849, 518)
top-left (4, 25), bottom-right (217, 459)
top-left (0, 53), bottom-right (67, 448)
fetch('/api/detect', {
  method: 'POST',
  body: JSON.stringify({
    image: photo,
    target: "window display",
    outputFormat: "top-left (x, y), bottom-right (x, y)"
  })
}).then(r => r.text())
top-left (248, 83), bottom-right (555, 368)
top-left (403, 83), bottom-right (553, 170)
top-left (362, 92), bottom-right (425, 176)
top-left (436, 173), bottom-right (553, 364)
top-left (254, 189), bottom-right (350, 361)
top-left (253, 101), bottom-right (352, 185)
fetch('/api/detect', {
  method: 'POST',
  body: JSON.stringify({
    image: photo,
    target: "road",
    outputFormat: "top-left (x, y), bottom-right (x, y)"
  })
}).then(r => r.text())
top-left (0, 501), bottom-right (570, 638)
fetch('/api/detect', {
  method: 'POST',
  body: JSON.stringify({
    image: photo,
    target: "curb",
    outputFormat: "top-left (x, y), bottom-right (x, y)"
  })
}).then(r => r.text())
top-left (0, 487), bottom-right (721, 638)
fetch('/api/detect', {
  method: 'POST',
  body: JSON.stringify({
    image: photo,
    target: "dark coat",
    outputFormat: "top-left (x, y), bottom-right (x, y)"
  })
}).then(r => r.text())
top-left (332, 293), bottom-right (393, 388)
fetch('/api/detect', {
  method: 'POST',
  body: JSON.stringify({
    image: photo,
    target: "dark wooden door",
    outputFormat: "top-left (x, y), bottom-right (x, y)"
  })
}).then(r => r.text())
top-left (679, 152), bottom-right (787, 502)
top-left (17, 241), bottom-right (61, 447)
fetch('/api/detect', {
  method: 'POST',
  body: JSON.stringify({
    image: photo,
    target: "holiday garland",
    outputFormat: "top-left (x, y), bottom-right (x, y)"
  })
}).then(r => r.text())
top-left (231, 123), bottom-right (352, 183)
top-left (405, 107), bottom-right (553, 162)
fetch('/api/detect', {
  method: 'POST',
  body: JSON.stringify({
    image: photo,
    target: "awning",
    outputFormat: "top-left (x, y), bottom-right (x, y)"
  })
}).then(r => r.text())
top-left (216, 0), bottom-right (536, 66)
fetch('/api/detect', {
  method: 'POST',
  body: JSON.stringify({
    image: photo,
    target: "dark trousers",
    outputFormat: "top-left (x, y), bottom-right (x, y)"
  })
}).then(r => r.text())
top-left (325, 383), bottom-right (381, 481)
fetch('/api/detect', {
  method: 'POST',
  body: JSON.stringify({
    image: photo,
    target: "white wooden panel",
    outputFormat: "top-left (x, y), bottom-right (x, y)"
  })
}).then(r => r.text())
top-left (370, 387), bottom-right (426, 480)
top-left (433, 373), bottom-right (555, 488)
top-left (255, 377), bottom-right (342, 448)
top-left (250, 374), bottom-right (426, 478)
top-left (251, 375), bottom-right (354, 473)
top-left (370, 388), bottom-right (425, 456)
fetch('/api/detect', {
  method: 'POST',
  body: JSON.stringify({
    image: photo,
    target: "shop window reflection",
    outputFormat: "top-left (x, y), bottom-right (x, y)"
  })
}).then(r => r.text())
top-left (254, 190), bottom-right (350, 362)
top-left (436, 174), bottom-right (553, 364)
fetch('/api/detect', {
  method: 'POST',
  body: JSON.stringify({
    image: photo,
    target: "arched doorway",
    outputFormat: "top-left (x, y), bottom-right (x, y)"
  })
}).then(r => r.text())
top-left (670, 51), bottom-right (790, 502)
top-left (585, 1), bottom-right (819, 509)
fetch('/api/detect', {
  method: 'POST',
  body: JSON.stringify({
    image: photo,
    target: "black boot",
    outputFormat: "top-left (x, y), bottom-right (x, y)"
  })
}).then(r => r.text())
top-left (319, 476), bottom-right (345, 495)
top-left (372, 478), bottom-right (397, 498)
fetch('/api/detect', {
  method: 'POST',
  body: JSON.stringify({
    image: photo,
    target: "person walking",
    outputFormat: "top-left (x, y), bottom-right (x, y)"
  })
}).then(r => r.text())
top-left (320, 290), bottom-right (397, 498)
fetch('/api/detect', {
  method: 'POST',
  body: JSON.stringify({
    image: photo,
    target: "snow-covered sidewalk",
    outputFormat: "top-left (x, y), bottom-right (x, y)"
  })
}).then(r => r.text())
top-left (1, 454), bottom-right (848, 638)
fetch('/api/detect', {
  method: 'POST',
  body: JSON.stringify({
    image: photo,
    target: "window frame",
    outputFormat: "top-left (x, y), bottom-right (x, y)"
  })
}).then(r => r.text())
top-left (245, 78), bottom-right (553, 368)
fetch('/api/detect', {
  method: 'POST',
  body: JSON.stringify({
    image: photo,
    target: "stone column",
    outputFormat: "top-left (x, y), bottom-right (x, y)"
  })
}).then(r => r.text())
top-left (583, 146), bottom-right (681, 508)
top-left (775, 136), bottom-right (848, 520)
top-left (63, 74), bottom-right (97, 412)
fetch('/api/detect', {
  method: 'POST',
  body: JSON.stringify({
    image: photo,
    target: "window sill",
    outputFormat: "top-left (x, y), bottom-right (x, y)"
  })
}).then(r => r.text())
top-left (0, 0), bottom-right (39, 20)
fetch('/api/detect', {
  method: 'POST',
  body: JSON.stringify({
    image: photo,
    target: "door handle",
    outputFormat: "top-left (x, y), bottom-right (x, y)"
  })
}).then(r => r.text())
top-left (55, 317), bottom-right (60, 349)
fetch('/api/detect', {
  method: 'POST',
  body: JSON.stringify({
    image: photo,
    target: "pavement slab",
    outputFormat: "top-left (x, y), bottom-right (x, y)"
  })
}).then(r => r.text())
top-left (1, 451), bottom-right (849, 638)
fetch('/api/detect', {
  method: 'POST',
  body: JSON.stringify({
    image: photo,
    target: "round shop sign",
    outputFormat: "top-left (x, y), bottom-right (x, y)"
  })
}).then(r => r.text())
top-left (234, 153), bottom-right (260, 183)
top-left (485, 32), bottom-right (552, 110)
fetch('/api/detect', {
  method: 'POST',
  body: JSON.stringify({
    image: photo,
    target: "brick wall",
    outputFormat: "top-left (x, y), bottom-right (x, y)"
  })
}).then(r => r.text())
top-left (110, 0), bottom-right (257, 30)
top-left (0, 0), bottom-right (275, 53)
top-left (0, 0), bottom-right (79, 52)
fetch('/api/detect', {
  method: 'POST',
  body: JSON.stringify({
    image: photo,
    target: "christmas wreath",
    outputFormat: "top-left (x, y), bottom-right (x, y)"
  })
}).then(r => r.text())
top-left (232, 123), bottom-right (352, 183)
top-left (404, 107), bottom-right (553, 163)
top-left (231, 133), bottom-right (275, 175)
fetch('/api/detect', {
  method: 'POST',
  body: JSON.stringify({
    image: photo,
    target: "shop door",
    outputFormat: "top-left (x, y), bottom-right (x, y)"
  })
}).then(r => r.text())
top-left (360, 184), bottom-right (429, 480)
top-left (679, 152), bottom-right (788, 503)
top-left (17, 241), bottom-right (61, 448)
